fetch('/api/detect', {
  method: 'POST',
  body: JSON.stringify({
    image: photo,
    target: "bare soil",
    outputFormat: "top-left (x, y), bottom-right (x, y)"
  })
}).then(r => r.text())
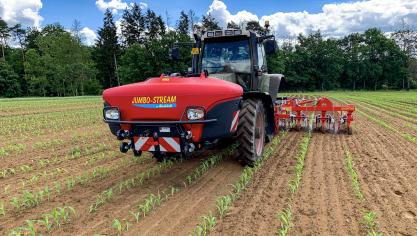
top-left (213, 132), bottom-right (302, 236)
top-left (2, 96), bottom-right (417, 236)
top-left (289, 133), bottom-right (364, 236)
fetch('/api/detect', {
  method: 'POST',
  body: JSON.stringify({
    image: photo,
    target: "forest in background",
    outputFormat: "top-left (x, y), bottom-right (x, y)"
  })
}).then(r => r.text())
top-left (0, 3), bottom-right (416, 97)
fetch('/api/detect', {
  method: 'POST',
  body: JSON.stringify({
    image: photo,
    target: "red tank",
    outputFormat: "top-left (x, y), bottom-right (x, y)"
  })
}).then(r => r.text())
top-left (103, 75), bottom-right (243, 121)
top-left (103, 74), bottom-right (243, 147)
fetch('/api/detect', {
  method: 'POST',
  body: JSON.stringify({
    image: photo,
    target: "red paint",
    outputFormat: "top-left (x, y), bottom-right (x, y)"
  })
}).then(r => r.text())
top-left (103, 76), bottom-right (242, 121)
top-left (103, 76), bottom-right (243, 142)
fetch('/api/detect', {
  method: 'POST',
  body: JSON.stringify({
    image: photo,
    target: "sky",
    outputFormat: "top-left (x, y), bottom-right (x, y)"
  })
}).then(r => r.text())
top-left (1, 0), bottom-right (417, 45)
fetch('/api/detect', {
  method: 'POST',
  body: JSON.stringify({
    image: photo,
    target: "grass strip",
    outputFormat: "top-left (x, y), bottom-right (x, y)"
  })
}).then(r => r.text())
top-left (344, 151), bottom-right (382, 236)
top-left (191, 132), bottom-right (286, 236)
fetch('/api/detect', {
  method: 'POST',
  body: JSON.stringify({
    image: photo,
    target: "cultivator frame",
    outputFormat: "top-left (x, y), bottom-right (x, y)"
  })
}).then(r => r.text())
top-left (274, 97), bottom-right (355, 134)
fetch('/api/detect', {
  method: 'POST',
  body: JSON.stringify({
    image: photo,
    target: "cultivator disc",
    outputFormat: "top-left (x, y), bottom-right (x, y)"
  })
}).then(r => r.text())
top-left (275, 97), bottom-right (355, 134)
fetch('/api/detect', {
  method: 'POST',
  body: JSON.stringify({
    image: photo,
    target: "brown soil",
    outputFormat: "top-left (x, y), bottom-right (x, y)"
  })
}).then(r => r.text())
top-left (341, 111), bottom-right (417, 235)
top-left (213, 132), bottom-right (302, 236)
top-left (124, 156), bottom-right (243, 236)
top-left (289, 133), bottom-right (364, 236)
top-left (58, 152), bottom-right (219, 236)
top-left (346, 98), bottom-right (417, 136)
top-left (2, 97), bottom-right (417, 236)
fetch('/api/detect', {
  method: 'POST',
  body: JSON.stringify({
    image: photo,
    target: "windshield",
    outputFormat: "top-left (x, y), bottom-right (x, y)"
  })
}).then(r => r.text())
top-left (201, 39), bottom-right (251, 74)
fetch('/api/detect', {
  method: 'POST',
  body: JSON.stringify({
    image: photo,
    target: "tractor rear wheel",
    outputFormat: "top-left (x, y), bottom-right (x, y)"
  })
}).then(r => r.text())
top-left (237, 99), bottom-right (266, 166)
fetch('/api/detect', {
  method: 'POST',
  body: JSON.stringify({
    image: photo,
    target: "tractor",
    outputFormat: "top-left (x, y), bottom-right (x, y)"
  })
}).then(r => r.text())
top-left (102, 24), bottom-right (355, 165)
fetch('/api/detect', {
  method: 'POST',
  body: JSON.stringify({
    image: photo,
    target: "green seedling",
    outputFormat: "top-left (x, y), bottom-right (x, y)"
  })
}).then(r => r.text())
top-left (216, 195), bottom-right (232, 218)
top-left (24, 220), bottom-right (36, 236)
top-left (344, 151), bottom-right (364, 201)
top-left (130, 211), bottom-right (141, 223)
top-left (277, 207), bottom-right (293, 236)
top-left (39, 213), bottom-right (53, 232)
top-left (363, 211), bottom-right (381, 236)
top-left (0, 201), bottom-right (5, 216)
top-left (112, 219), bottom-right (130, 235)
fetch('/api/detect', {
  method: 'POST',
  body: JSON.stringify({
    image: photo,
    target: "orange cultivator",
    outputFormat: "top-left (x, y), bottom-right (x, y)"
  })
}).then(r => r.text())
top-left (275, 97), bottom-right (355, 134)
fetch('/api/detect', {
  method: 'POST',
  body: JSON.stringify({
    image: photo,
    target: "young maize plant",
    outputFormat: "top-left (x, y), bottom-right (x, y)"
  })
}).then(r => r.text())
top-left (216, 195), bottom-right (232, 218)
top-left (277, 207), bottom-right (292, 236)
top-left (344, 151), bottom-right (364, 201)
top-left (89, 160), bottom-right (174, 213)
top-left (106, 145), bottom-right (238, 234)
top-left (0, 201), bottom-right (5, 217)
top-left (112, 218), bottom-right (130, 236)
top-left (344, 150), bottom-right (382, 236)
top-left (8, 206), bottom-right (77, 235)
top-left (277, 132), bottom-right (311, 236)
top-left (363, 211), bottom-right (382, 236)
top-left (191, 133), bottom-right (285, 236)
top-left (193, 212), bottom-right (217, 236)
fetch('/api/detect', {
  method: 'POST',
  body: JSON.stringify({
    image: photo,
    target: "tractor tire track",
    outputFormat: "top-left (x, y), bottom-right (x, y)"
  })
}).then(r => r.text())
top-left (213, 132), bottom-right (302, 236)
top-left (289, 133), bottom-right (364, 236)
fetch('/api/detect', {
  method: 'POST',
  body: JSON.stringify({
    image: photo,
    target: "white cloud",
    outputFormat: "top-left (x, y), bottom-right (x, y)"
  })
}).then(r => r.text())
top-left (206, 0), bottom-right (417, 38)
top-left (80, 27), bottom-right (97, 46)
top-left (139, 2), bottom-right (148, 10)
top-left (115, 19), bottom-right (122, 36)
top-left (96, 0), bottom-right (128, 14)
top-left (207, 0), bottom-right (258, 28)
top-left (0, 0), bottom-right (43, 27)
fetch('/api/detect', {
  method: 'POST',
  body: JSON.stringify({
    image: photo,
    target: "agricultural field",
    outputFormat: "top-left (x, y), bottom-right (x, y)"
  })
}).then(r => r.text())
top-left (0, 91), bottom-right (416, 235)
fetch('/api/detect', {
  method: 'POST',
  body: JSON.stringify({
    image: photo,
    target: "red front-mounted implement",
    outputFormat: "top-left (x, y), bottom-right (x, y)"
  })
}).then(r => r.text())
top-left (275, 97), bottom-right (355, 134)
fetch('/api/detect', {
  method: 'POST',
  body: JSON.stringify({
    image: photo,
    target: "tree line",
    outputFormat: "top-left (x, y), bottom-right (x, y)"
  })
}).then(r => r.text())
top-left (0, 4), bottom-right (416, 97)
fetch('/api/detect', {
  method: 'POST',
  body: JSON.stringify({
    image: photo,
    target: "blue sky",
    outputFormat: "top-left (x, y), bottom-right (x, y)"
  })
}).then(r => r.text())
top-left (40, 0), bottom-right (347, 31)
top-left (1, 0), bottom-right (416, 45)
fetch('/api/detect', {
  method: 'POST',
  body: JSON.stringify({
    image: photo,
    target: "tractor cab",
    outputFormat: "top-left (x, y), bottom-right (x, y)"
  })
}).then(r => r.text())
top-left (172, 28), bottom-right (283, 104)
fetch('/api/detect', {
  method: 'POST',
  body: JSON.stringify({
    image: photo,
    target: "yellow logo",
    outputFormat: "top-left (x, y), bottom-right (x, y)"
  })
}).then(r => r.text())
top-left (132, 96), bottom-right (177, 108)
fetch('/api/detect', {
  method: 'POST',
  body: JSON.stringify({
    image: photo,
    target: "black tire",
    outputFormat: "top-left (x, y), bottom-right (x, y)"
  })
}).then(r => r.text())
top-left (237, 99), bottom-right (266, 166)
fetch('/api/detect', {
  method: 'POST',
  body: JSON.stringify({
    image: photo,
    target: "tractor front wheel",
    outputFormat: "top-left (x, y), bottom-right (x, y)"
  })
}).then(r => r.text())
top-left (237, 99), bottom-right (266, 166)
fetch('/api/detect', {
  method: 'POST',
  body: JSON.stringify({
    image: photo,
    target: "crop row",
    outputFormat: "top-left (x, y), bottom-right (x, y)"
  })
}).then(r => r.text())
top-left (7, 206), bottom-right (77, 235)
top-left (0, 108), bottom-right (101, 139)
top-left (0, 96), bottom-right (100, 112)
top-left (328, 97), bottom-right (417, 144)
top-left (0, 141), bottom-right (116, 183)
top-left (0, 155), bottom-right (142, 218)
top-left (344, 96), bottom-right (417, 123)
top-left (357, 109), bottom-right (416, 143)
top-left (344, 151), bottom-right (381, 236)
top-left (192, 133), bottom-right (285, 236)
top-left (0, 125), bottom-right (108, 158)
top-left (275, 131), bottom-right (311, 236)
top-left (104, 144), bottom-right (237, 236)
top-left (89, 158), bottom-right (172, 213)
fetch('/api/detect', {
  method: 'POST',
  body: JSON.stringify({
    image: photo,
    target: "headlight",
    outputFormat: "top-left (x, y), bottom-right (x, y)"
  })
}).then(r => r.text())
top-left (104, 107), bottom-right (120, 120)
top-left (187, 108), bottom-right (205, 120)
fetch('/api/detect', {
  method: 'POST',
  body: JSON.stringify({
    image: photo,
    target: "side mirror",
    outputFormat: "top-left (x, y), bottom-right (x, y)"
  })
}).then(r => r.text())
top-left (170, 48), bottom-right (180, 60)
top-left (264, 40), bottom-right (277, 55)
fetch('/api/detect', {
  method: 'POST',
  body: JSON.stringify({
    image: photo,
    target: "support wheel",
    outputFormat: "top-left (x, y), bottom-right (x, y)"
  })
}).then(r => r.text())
top-left (237, 99), bottom-right (266, 166)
